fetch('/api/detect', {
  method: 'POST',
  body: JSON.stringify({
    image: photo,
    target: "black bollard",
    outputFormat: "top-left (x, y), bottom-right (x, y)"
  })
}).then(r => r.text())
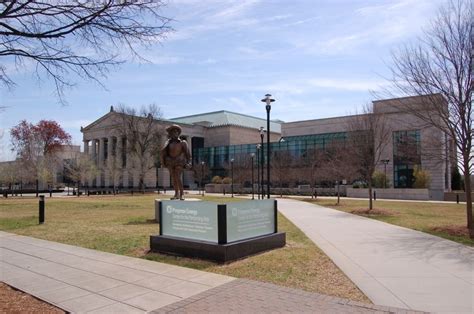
top-left (456, 194), bottom-right (459, 204)
top-left (373, 190), bottom-right (377, 201)
top-left (39, 195), bottom-right (45, 224)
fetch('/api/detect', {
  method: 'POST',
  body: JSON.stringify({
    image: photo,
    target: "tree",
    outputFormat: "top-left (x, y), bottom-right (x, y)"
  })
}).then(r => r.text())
top-left (271, 150), bottom-right (294, 197)
top-left (64, 154), bottom-right (98, 197)
top-left (387, 0), bottom-right (473, 237)
top-left (114, 104), bottom-right (163, 193)
top-left (10, 120), bottom-right (71, 196)
top-left (0, 1), bottom-right (171, 102)
top-left (347, 105), bottom-right (391, 210)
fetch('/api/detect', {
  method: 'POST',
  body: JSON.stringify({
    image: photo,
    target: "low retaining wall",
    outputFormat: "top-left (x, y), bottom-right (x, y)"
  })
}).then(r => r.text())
top-left (347, 187), bottom-right (430, 200)
top-left (444, 192), bottom-right (473, 202)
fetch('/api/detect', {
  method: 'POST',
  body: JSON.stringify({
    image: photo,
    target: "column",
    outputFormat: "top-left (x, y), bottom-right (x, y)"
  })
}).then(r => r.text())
top-left (83, 140), bottom-right (89, 155)
top-left (91, 139), bottom-right (98, 187)
top-left (116, 137), bottom-right (124, 188)
top-left (98, 138), bottom-right (105, 187)
top-left (106, 136), bottom-right (114, 187)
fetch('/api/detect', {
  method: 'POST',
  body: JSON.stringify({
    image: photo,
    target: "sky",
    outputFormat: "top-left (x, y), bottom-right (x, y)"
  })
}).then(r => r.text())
top-left (0, 0), bottom-right (443, 161)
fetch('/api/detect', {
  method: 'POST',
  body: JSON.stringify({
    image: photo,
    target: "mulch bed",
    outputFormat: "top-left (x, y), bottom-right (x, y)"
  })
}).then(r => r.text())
top-left (350, 208), bottom-right (398, 216)
top-left (431, 225), bottom-right (470, 237)
top-left (0, 282), bottom-right (65, 314)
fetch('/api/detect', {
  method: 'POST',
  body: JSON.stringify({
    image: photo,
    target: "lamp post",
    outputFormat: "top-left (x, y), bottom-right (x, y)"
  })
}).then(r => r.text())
top-left (259, 127), bottom-right (265, 199)
top-left (261, 94), bottom-right (275, 199)
top-left (278, 137), bottom-right (285, 197)
top-left (230, 158), bottom-right (234, 197)
top-left (381, 159), bottom-right (390, 188)
top-left (256, 144), bottom-right (261, 199)
top-left (200, 161), bottom-right (205, 196)
top-left (250, 153), bottom-right (255, 199)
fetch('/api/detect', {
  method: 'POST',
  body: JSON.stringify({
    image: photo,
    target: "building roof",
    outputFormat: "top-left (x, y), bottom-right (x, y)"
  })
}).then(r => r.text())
top-left (170, 110), bottom-right (282, 133)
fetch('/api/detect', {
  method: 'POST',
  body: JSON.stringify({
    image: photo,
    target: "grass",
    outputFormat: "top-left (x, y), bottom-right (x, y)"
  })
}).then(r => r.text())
top-left (0, 194), bottom-right (369, 303)
top-left (304, 198), bottom-right (474, 246)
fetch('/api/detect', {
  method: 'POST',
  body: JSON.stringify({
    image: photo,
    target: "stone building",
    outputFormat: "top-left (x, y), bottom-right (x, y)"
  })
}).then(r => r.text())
top-left (81, 94), bottom-right (454, 200)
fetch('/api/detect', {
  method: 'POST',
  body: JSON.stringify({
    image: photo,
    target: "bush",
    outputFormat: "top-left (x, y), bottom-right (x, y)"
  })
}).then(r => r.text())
top-left (211, 176), bottom-right (222, 184)
top-left (413, 166), bottom-right (430, 188)
top-left (372, 171), bottom-right (389, 188)
top-left (222, 177), bottom-right (232, 184)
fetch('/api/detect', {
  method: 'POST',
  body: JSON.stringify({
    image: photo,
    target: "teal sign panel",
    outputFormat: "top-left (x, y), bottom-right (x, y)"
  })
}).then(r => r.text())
top-left (226, 199), bottom-right (275, 243)
top-left (161, 201), bottom-right (218, 243)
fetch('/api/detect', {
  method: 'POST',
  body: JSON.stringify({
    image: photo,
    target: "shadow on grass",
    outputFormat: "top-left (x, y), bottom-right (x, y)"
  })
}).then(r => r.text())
top-left (124, 218), bottom-right (157, 225)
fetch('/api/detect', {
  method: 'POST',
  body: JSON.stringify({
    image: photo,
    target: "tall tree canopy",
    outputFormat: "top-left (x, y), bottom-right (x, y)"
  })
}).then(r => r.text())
top-left (387, 0), bottom-right (473, 237)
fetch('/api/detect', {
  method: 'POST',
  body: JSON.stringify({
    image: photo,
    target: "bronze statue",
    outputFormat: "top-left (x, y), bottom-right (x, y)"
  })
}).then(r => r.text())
top-left (160, 124), bottom-right (191, 200)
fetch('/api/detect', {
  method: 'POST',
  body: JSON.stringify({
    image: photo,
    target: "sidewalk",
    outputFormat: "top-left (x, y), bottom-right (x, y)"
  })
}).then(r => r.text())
top-left (1, 231), bottom-right (415, 313)
top-left (277, 199), bottom-right (474, 313)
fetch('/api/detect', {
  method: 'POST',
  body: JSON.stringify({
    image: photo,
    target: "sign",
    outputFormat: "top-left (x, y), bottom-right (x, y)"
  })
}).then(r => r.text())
top-left (226, 199), bottom-right (275, 242)
top-left (160, 201), bottom-right (218, 243)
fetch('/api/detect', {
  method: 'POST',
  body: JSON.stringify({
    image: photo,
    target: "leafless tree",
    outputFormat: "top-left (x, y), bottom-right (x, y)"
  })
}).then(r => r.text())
top-left (386, 0), bottom-right (473, 236)
top-left (0, 1), bottom-right (172, 102)
top-left (64, 154), bottom-right (98, 197)
top-left (347, 105), bottom-right (391, 210)
top-left (114, 104), bottom-right (163, 193)
top-left (271, 150), bottom-right (294, 197)
top-left (105, 147), bottom-right (123, 194)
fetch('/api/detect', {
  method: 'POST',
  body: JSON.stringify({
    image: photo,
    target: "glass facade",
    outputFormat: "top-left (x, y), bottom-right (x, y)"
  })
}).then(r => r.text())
top-left (393, 130), bottom-right (421, 188)
top-left (193, 132), bottom-right (347, 178)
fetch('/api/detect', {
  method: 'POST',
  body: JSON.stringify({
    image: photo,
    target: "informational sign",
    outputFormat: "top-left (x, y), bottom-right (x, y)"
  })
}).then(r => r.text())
top-left (160, 201), bottom-right (218, 243)
top-left (226, 199), bottom-right (275, 243)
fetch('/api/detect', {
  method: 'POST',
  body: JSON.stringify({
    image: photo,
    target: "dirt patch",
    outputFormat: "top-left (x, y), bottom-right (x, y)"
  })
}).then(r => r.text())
top-left (0, 282), bottom-right (65, 313)
top-left (350, 208), bottom-right (398, 216)
top-left (431, 225), bottom-right (470, 237)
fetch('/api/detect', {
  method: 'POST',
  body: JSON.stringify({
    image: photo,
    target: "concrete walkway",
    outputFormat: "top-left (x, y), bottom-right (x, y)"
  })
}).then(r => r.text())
top-left (277, 199), bottom-right (474, 313)
top-left (1, 231), bottom-right (416, 313)
top-left (0, 231), bottom-right (234, 313)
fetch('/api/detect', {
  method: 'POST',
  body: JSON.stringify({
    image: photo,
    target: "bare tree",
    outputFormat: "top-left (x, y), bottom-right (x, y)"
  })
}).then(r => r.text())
top-left (105, 147), bottom-right (123, 194)
top-left (0, 1), bottom-right (171, 102)
top-left (347, 105), bottom-right (391, 210)
top-left (114, 104), bottom-right (163, 193)
top-left (271, 150), bottom-right (294, 197)
top-left (64, 154), bottom-right (98, 197)
top-left (386, 0), bottom-right (473, 236)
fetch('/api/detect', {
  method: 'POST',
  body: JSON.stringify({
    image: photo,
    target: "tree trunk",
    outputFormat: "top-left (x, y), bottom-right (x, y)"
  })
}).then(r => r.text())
top-left (35, 179), bottom-right (39, 197)
top-left (368, 181), bottom-right (373, 210)
top-left (462, 160), bottom-right (473, 238)
top-left (77, 182), bottom-right (80, 197)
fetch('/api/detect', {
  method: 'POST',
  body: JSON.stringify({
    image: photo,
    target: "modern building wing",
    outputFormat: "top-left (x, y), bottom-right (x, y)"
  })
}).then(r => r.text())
top-left (79, 95), bottom-right (454, 200)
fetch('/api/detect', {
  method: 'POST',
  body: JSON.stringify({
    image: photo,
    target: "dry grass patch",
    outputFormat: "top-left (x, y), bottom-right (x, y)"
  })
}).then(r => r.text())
top-left (350, 208), bottom-right (399, 216)
top-left (0, 194), bottom-right (369, 303)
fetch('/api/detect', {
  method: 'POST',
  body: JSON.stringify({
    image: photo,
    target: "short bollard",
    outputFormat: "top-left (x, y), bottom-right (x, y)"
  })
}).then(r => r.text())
top-left (39, 195), bottom-right (45, 224)
top-left (456, 194), bottom-right (459, 204)
top-left (373, 191), bottom-right (377, 201)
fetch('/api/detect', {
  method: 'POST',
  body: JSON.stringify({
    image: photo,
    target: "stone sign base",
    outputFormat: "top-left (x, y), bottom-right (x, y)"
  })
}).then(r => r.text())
top-left (150, 232), bottom-right (286, 263)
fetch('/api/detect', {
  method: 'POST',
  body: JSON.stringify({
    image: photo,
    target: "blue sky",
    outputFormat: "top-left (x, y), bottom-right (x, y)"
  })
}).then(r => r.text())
top-left (0, 0), bottom-right (442, 161)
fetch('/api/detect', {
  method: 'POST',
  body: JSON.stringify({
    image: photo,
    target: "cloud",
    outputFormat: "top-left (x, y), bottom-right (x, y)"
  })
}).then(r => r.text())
top-left (308, 78), bottom-right (388, 92)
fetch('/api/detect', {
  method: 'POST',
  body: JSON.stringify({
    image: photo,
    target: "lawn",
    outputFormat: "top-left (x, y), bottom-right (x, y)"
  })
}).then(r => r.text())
top-left (0, 194), bottom-right (369, 303)
top-left (305, 198), bottom-right (474, 246)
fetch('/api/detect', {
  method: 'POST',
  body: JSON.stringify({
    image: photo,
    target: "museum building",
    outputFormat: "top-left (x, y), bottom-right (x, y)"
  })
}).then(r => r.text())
top-left (81, 94), bottom-right (454, 200)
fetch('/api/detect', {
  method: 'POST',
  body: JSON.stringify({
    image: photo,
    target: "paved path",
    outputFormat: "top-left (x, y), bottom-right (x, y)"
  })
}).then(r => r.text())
top-left (0, 231), bottom-right (234, 313)
top-left (1, 231), bottom-right (415, 313)
top-left (277, 199), bottom-right (474, 313)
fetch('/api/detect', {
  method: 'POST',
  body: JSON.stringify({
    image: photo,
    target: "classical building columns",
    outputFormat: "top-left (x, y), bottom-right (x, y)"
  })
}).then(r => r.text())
top-left (83, 140), bottom-right (89, 155)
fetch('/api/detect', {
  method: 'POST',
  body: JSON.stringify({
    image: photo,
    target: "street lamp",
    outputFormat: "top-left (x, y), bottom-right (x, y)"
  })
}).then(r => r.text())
top-left (261, 94), bottom-right (275, 199)
top-left (256, 144), bottom-right (261, 199)
top-left (230, 158), bottom-right (234, 197)
top-left (259, 127), bottom-right (265, 199)
top-left (201, 161), bottom-right (205, 196)
top-left (278, 138), bottom-right (285, 197)
top-left (250, 153), bottom-right (255, 199)
top-left (381, 159), bottom-right (390, 188)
